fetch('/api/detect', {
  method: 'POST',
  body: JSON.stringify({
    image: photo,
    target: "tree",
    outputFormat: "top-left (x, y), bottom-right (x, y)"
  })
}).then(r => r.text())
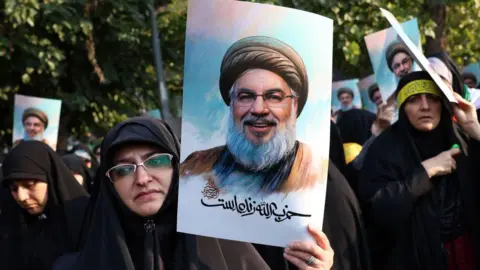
top-left (1, 0), bottom-right (478, 148)
top-left (250, 0), bottom-right (479, 79)
top-left (0, 0), bottom-right (187, 148)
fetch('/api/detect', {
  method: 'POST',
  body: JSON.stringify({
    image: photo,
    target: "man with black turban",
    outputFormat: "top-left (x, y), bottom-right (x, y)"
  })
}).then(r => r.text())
top-left (181, 36), bottom-right (321, 194)
top-left (14, 107), bottom-right (52, 148)
top-left (368, 83), bottom-right (383, 107)
top-left (337, 87), bottom-right (355, 110)
top-left (385, 40), bottom-right (414, 80)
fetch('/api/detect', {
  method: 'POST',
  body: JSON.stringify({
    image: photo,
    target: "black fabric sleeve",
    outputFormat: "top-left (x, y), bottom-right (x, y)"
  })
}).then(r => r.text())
top-left (358, 152), bottom-right (432, 232)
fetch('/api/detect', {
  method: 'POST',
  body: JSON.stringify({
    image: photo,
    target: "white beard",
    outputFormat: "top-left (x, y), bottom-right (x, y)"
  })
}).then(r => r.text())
top-left (226, 106), bottom-right (297, 171)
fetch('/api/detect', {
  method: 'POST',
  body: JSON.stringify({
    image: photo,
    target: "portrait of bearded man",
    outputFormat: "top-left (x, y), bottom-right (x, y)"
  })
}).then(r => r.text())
top-left (13, 107), bottom-right (51, 148)
top-left (180, 36), bottom-right (320, 195)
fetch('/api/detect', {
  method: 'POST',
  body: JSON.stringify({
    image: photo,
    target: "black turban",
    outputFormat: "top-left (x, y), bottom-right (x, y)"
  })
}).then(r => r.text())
top-left (22, 107), bottom-right (49, 128)
top-left (337, 87), bottom-right (354, 99)
top-left (368, 83), bottom-right (379, 101)
top-left (219, 36), bottom-right (308, 117)
top-left (385, 41), bottom-right (412, 72)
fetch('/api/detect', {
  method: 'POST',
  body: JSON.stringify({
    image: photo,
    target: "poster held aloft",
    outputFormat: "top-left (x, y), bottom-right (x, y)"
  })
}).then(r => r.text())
top-left (12, 94), bottom-right (62, 151)
top-left (357, 74), bottom-right (379, 114)
top-left (177, 0), bottom-right (333, 247)
top-left (331, 79), bottom-right (362, 116)
top-left (380, 7), bottom-right (457, 104)
top-left (364, 18), bottom-right (421, 108)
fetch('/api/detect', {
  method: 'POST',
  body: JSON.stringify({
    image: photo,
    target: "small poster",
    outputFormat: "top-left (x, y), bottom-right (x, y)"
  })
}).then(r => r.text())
top-left (13, 94), bottom-right (62, 150)
top-left (358, 74), bottom-right (380, 114)
top-left (177, 0), bottom-right (333, 247)
top-left (462, 62), bottom-right (480, 88)
top-left (147, 109), bottom-right (162, 119)
top-left (331, 79), bottom-right (362, 116)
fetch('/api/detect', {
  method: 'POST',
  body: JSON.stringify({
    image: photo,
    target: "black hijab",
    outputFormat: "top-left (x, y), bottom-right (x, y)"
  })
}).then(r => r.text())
top-left (336, 109), bottom-right (376, 146)
top-left (62, 154), bottom-right (93, 192)
top-left (57, 117), bottom-right (271, 270)
top-left (0, 141), bottom-right (89, 270)
top-left (358, 72), bottom-right (480, 269)
top-left (329, 120), bottom-right (346, 174)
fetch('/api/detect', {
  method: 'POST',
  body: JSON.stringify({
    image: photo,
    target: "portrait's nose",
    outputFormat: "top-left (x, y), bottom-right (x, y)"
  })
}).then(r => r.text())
top-left (250, 96), bottom-right (269, 115)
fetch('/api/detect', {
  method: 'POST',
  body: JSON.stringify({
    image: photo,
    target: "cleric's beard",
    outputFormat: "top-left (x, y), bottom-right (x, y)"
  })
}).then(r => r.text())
top-left (23, 130), bottom-right (44, 141)
top-left (226, 107), bottom-right (297, 171)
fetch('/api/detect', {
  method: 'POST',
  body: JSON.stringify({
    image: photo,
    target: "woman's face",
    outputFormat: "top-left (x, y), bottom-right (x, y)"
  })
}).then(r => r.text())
top-left (109, 144), bottom-right (173, 217)
top-left (404, 93), bottom-right (442, 132)
top-left (9, 179), bottom-right (48, 215)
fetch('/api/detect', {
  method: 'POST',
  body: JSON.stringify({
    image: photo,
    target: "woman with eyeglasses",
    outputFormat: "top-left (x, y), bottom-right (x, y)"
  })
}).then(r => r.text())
top-left (0, 141), bottom-right (89, 270)
top-left (54, 116), bottom-right (339, 270)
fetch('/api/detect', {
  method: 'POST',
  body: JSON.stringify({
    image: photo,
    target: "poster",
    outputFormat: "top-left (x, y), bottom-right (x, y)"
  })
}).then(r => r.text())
top-left (365, 18), bottom-right (421, 105)
top-left (13, 94), bottom-right (62, 150)
top-left (177, 0), bottom-right (332, 247)
top-left (380, 8), bottom-right (456, 103)
top-left (331, 79), bottom-right (362, 114)
top-left (147, 109), bottom-right (162, 119)
top-left (357, 74), bottom-right (379, 114)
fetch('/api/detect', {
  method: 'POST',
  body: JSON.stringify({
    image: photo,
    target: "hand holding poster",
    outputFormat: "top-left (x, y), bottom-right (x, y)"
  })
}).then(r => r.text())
top-left (178, 0), bottom-right (332, 247)
top-left (12, 94), bottom-right (62, 150)
top-left (380, 8), bottom-right (457, 104)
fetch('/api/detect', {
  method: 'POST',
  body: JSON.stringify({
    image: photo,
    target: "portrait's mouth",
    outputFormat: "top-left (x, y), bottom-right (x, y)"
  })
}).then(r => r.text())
top-left (244, 121), bottom-right (276, 134)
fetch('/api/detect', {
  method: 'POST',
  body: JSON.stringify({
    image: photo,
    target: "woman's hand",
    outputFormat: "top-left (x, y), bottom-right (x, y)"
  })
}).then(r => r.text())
top-left (452, 92), bottom-right (480, 140)
top-left (371, 104), bottom-right (394, 136)
top-left (284, 225), bottom-right (334, 269)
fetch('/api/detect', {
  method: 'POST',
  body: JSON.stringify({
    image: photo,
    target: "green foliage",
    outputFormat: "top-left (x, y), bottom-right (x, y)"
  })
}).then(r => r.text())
top-left (250, 0), bottom-right (479, 78)
top-left (0, 0), bottom-right (187, 145)
top-left (1, 0), bottom-right (478, 147)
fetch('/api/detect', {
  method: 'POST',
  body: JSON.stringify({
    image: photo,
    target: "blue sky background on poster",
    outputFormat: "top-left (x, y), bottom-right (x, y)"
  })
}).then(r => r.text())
top-left (331, 79), bottom-right (361, 112)
top-left (365, 18), bottom-right (421, 101)
top-left (147, 109), bottom-right (162, 119)
top-left (181, 0), bottom-right (332, 162)
top-left (13, 94), bottom-right (62, 150)
top-left (463, 62), bottom-right (480, 83)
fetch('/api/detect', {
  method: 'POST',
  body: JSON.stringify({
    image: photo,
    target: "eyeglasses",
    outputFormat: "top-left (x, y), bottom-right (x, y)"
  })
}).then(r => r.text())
top-left (105, 153), bottom-right (173, 182)
top-left (234, 90), bottom-right (297, 107)
top-left (392, 57), bottom-right (412, 71)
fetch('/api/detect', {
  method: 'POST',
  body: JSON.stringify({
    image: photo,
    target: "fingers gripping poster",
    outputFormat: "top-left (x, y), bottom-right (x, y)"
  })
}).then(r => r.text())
top-left (177, 0), bottom-right (333, 247)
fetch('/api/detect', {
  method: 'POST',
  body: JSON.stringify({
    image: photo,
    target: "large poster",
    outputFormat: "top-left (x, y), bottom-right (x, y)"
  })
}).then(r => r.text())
top-left (380, 8), bottom-right (456, 103)
top-left (177, 0), bottom-right (333, 247)
top-left (13, 94), bottom-right (62, 150)
top-left (364, 18), bottom-right (421, 105)
top-left (331, 79), bottom-right (362, 116)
